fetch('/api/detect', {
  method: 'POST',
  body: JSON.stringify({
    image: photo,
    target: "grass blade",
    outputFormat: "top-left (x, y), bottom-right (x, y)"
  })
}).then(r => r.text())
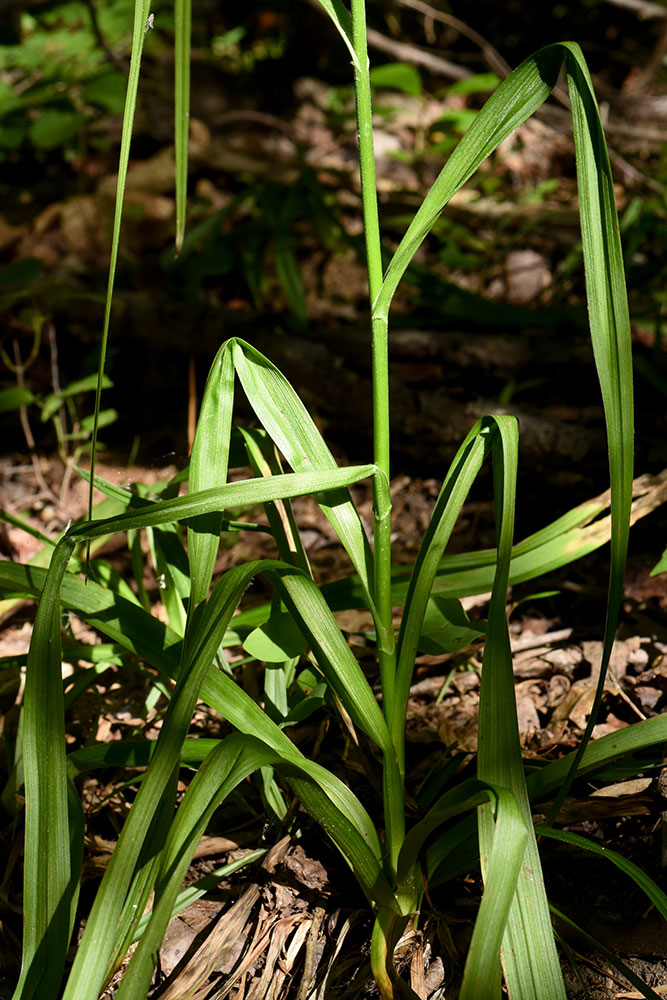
top-left (174, 0), bottom-right (191, 252)
top-left (268, 567), bottom-right (387, 747)
top-left (391, 420), bottom-right (492, 770)
top-left (548, 44), bottom-right (633, 823)
top-left (527, 713), bottom-right (667, 801)
top-left (313, 0), bottom-right (358, 69)
top-left (460, 789), bottom-right (528, 1000)
top-left (537, 826), bottom-right (667, 920)
top-left (9, 549), bottom-right (388, 891)
top-left (476, 416), bottom-right (566, 1000)
top-left (115, 731), bottom-right (395, 998)
top-left (188, 340), bottom-right (234, 605)
top-left (87, 0), bottom-right (151, 528)
top-left (396, 779), bottom-right (493, 903)
top-left (550, 905), bottom-right (662, 1000)
top-left (59, 560), bottom-right (271, 1000)
top-left (68, 466), bottom-right (377, 541)
top-left (0, 555), bottom-right (386, 873)
top-left (114, 735), bottom-right (279, 1000)
top-left (231, 338), bottom-right (378, 616)
top-left (321, 472), bottom-right (664, 610)
top-left (131, 849), bottom-right (267, 941)
top-left (12, 538), bottom-right (76, 1000)
top-left (239, 426), bottom-right (312, 570)
top-left (374, 46), bottom-right (563, 319)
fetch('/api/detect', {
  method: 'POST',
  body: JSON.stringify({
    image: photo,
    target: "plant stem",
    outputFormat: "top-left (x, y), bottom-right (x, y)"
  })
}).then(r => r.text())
top-left (350, 0), bottom-right (403, 867)
top-left (350, 0), bottom-right (395, 698)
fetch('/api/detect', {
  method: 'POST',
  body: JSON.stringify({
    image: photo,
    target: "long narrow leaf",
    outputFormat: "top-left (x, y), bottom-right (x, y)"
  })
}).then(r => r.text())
top-left (60, 560), bottom-right (270, 1000)
top-left (114, 735), bottom-right (279, 1000)
top-left (239, 426), bottom-right (312, 571)
top-left (550, 905), bottom-right (662, 1000)
top-left (390, 420), bottom-right (492, 768)
top-left (231, 339), bottom-right (378, 616)
top-left (526, 713), bottom-right (667, 801)
top-left (370, 42), bottom-right (634, 828)
top-left (0, 557), bottom-right (389, 872)
top-left (460, 789), bottom-right (528, 1000)
top-left (476, 417), bottom-right (566, 1000)
top-left (13, 539), bottom-right (76, 1000)
top-left (174, 0), bottom-right (191, 251)
top-left (314, 0), bottom-right (359, 69)
top-left (115, 732), bottom-right (394, 999)
top-left (548, 44), bottom-right (633, 822)
top-left (537, 826), bottom-right (667, 920)
top-left (321, 472), bottom-right (664, 610)
top-left (69, 466), bottom-right (377, 541)
top-left (373, 46), bottom-right (563, 318)
top-left (87, 0), bottom-right (151, 524)
top-left (268, 567), bottom-right (388, 748)
top-left (188, 341), bottom-right (235, 605)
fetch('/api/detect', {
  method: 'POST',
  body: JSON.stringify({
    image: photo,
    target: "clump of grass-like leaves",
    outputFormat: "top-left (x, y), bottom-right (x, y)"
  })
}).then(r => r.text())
top-left (5, 2), bottom-right (667, 999)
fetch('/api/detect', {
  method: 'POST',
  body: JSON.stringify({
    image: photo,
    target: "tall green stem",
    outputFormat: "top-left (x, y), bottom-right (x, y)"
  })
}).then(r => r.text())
top-left (350, 0), bottom-right (394, 675)
top-left (350, 0), bottom-right (403, 866)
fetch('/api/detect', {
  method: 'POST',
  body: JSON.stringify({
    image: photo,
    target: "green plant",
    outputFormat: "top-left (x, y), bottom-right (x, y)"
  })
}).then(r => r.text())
top-left (0, 0), bottom-right (161, 159)
top-left (0, 313), bottom-right (118, 479)
top-left (6, 3), bottom-right (666, 1000)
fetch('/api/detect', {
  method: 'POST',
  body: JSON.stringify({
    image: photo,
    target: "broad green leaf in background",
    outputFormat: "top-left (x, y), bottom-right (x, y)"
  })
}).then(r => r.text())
top-left (0, 387), bottom-right (34, 412)
top-left (40, 374), bottom-right (113, 423)
top-left (447, 73), bottom-right (501, 95)
top-left (651, 544), bottom-right (667, 576)
top-left (370, 61), bottom-right (422, 96)
top-left (29, 109), bottom-right (84, 149)
top-left (83, 72), bottom-right (127, 113)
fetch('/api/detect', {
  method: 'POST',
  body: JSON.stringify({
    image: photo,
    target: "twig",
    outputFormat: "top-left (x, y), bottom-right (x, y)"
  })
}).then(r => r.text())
top-left (47, 322), bottom-right (67, 455)
top-left (10, 338), bottom-right (57, 503)
top-left (394, 0), bottom-right (513, 79)
top-left (602, 0), bottom-right (667, 19)
top-left (510, 627), bottom-right (573, 653)
top-left (366, 26), bottom-right (469, 80)
top-left (12, 338), bottom-right (35, 452)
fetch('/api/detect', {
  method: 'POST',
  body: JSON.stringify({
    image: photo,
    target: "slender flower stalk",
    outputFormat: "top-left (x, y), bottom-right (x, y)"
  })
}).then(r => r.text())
top-left (350, 0), bottom-right (403, 868)
top-left (349, 2), bottom-right (395, 699)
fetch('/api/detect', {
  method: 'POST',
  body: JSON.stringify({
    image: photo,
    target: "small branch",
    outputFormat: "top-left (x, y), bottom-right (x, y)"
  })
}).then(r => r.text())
top-left (366, 26), bottom-right (469, 80)
top-left (394, 0), bottom-right (513, 79)
top-left (602, 0), bottom-right (667, 19)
